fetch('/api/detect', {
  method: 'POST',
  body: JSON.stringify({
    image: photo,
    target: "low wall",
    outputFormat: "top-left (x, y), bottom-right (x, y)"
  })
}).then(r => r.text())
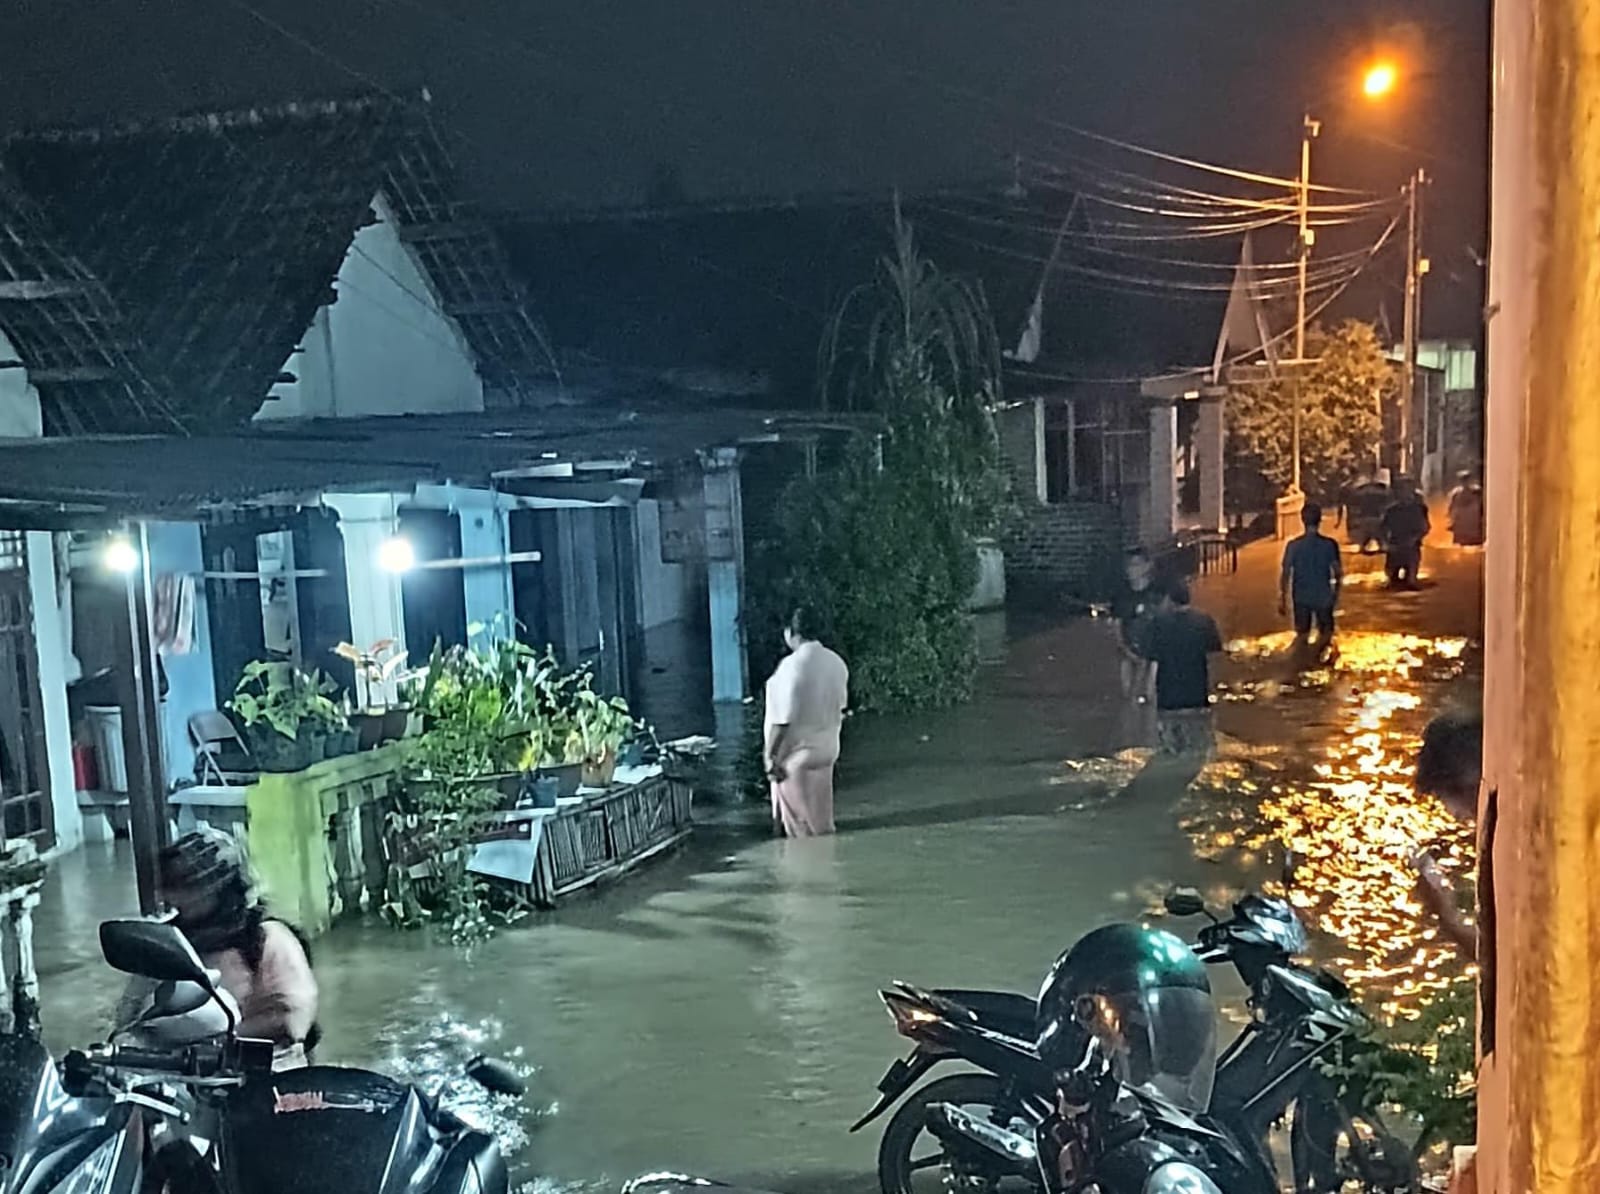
top-left (1002, 501), bottom-right (1124, 607)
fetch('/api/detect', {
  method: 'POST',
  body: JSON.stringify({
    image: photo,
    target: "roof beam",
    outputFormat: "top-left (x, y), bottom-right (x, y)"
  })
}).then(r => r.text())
top-left (26, 365), bottom-right (121, 383)
top-left (444, 300), bottom-right (521, 318)
top-left (0, 279), bottom-right (94, 300)
top-left (397, 220), bottom-right (486, 245)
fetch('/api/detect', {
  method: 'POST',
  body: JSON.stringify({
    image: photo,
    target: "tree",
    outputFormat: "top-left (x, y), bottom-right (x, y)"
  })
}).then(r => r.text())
top-left (748, 209), bottom-right (1009, 713)
top-left (1226, 319), bottom-right (1395, 504)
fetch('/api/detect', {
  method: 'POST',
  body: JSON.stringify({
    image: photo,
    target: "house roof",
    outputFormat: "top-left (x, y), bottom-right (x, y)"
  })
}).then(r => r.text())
top-left (0, 170), bottom-right (183, 434)
top-left (2, 95), bottom-right (554, 434)
top-left (0, 403), bottom-right (876, 527)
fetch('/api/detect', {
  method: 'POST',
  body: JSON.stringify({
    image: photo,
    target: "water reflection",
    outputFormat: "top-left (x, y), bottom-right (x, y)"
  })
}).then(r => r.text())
top-left (1183, 630), bottom-right (1476, 1011)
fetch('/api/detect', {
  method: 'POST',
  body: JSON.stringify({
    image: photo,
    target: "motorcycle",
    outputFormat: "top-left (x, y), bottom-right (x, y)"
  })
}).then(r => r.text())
top-left (0, 917), bottom-right (525, 1194)
top-left (855, 886), bottom-right (1416, 1194)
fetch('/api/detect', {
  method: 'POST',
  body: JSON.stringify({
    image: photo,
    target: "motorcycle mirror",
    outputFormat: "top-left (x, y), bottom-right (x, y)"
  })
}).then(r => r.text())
top-left (148, 979), bottom-right (213, 1020)
top-left (465, 1055), bottom-right (526, 1097)
top-left (99, 919), bottom-right (213, 987)
top-left (1163, 888), bottom-right (1207, 918)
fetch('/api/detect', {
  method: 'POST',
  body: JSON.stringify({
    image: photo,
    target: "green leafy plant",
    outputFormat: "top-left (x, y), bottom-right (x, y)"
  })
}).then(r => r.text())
top-left (569, 685), bottom-right (636, 764)
top-left (228, 661), bottom-right (341, 741)
top-left (751, 209), bottom-right (1006, 715)
top-left (1327, 977), bottom-right (1478, 1162)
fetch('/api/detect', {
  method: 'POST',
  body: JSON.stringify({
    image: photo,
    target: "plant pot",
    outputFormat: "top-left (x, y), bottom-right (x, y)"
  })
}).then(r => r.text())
top-left (540, 762), bottom-right (584, 799)
top-left (382, 706), bottom-right (412, 743)
top-left (352, 712), bottom-right (386, 752)
top-left (329, 728), bottom-right (359, 758)
top-left (489, 771), bottom-right (527, 805)
top-left (249, 729), bottom-right (302, 773)
top-left (529, 774), bottom-right (560, 809)
top-left (581, 749), bottom-right (617, 789)
top-left (303, 730), bottom-right (329, 765)
top-left (618, 738), bottom-right (647, 768)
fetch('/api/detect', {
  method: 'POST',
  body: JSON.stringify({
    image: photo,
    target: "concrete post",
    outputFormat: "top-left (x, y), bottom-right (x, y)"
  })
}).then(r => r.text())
top-left (1146, 400), bottom-right (1179, 545)
top-left (1475, 2), bottom-right (1600, 1191)
top-left (323, 492), bottom-right (407, 704)
top-left (458, 504), bottom-right (513, 639)
top-left (1196, 394), bottom-right (1226, 533)
top-left (703, 450), bottom-right (747, 703)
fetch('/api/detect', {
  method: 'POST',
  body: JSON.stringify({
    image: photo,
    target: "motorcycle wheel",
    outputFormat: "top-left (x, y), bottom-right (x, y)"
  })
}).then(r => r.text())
top-left (876, 1073), bottom-right (1033, 1194)
top-left (1290, 1085), bottom-right (1419, 1193)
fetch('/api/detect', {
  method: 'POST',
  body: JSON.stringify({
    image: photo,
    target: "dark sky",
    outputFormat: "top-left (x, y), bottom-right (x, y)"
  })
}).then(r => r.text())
top-left (1, 0), bottom-right (1488, 336)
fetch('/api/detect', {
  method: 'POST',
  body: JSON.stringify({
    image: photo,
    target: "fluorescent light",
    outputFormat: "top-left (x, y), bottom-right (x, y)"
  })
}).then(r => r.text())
top-left (377, 535), bottom-right (416, 573)
top-left (104, 536), bottom-right (140, 574)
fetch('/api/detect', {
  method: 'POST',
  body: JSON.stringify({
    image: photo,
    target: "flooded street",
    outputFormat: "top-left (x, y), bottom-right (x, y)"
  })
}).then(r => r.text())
top-left (36, 538), bottom-right (1482, 1194)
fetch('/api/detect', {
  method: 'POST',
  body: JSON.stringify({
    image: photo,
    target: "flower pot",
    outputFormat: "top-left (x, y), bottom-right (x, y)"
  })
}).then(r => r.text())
top-left (619, 738), bottom-right (647, 768)
top-left (381, 706), bottom-right (412, 743)
top-left (540, 762), bottom-right (583, 799)
top-left (329, 728), bottom-right (359, 758)
top-left (352, 712), bottom-right (386, 751)
top-left (581, 749), bottom-right (617, 789)
top-left (249, 729), bottom-right (302, 773)
top-left (303, 730), bottom-right (329, 765)
top-left (529, 774), bottom-right (560, 809)
top-left (490, 771), bottom-right (527, 806)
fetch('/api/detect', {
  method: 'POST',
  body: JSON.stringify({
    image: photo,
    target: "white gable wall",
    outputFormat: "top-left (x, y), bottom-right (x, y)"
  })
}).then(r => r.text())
top-left (257, 192), bottom-right (484, 421)
top-left (0, 327), bottom-right (44, 437)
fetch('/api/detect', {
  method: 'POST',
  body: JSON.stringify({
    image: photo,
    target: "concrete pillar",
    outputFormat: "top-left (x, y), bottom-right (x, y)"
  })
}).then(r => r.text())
top-left (703, 450), bottom-right (747, 703)
top-left (1476, 2), bottom-right (1600, 1191)
top-left (1032, 397), bottom-right (1049, 503)
top-left (323, 492), bottom-right (407, 704)
top-left (1196, 395), bottom-right (1226, 533)
top-left (24, 532), bottom-right (81, 852)
top-left (458, 504), bottom-right (513, 640)
top-left (1146, 400), bottom-right (1178, 544)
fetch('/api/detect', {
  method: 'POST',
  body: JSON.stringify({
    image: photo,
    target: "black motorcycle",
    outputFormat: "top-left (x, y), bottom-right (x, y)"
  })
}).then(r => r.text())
top-left (0, 917), bottom-right (525, 1194)
top-left (855, 888), bottom-right (1415, 1194)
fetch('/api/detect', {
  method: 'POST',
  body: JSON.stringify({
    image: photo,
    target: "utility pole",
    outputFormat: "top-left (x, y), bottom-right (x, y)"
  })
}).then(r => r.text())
top-left (1289, 113), bottom-right (1320, 495)
top-left (1399, 168), bottom-right (1429, 476)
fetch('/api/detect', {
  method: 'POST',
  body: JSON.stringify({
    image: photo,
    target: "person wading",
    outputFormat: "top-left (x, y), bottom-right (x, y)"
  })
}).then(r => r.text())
top-left (1382, 479), bottom-right (1432, 589)
top-left (1141, 581), bottom-right (1224, 757)
top-left (115, 830), bottom-right (320, 1070)
top-left (1279, 502), bottom-right (1344, 648)
top-left (764, 608), bottom-right (850, 837)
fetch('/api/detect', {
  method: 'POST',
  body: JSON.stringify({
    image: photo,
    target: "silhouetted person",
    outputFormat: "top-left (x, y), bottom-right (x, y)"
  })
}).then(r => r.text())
top-left (1141, 581), bottom-right (1223, 757)
top-left (1382, 480), bottom-right (1431, 589)
top-left (1279, 502), bottom-right (1343, 647)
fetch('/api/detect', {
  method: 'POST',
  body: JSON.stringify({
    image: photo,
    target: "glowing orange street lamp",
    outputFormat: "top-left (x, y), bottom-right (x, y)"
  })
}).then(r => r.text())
top-left (1362, 61), bottom-right (1398, 99)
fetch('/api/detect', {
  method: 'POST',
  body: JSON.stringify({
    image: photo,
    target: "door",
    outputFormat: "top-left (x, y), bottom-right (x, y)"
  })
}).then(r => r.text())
top-left (0, 565), bottom-right (53, 848)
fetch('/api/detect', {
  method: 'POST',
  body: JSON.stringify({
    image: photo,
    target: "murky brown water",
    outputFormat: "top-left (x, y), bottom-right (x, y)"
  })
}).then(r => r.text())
top-left (36, 543), bottom-right (1483, 1194)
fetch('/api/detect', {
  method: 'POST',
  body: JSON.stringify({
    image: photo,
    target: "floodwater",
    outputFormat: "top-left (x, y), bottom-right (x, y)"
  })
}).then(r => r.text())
top-left (34, 540), bottom-right (1483, 1194)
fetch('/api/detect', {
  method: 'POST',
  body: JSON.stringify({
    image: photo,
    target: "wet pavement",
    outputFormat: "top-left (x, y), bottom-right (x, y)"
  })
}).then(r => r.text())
top-left (32, 532), bottom-right (1483, 1194)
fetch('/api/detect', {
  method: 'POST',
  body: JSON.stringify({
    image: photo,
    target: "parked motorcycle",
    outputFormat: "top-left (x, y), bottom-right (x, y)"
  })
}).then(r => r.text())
top-left (0, 917), bottom-right (525, 1194)
top-left (855, 886), bottom-right (1416, 1194)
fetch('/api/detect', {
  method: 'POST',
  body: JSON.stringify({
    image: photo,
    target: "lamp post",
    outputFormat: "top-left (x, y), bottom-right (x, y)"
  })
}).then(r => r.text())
top-left (1290, 112), bottom-right (1321, 496)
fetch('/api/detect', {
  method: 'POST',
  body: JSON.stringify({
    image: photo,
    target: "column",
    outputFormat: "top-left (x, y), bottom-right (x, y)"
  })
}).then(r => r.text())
top-left (24, 532), bottom-right (81, 851)
top-left (703, 449), bottom-right (747, 703)
top-left (1146, 400), bottom-right (1178, 545)
top-left (458, 502), bottom-right (513, 639)
top-left (323, 492), bottom-right (407, 704)
top-left (1196, 394), bottom-right (1226, 534)
top-left (1479, 2), bottom-right (1600, 1191)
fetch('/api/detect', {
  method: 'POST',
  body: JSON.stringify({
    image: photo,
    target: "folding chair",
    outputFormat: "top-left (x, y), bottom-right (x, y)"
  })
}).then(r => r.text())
top-left (188, 710), bottom-right (257, 786)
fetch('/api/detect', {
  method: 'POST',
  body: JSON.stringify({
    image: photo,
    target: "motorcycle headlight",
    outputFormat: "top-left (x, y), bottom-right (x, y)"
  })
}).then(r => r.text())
top-left (1141, 1161), bottom-right (1224, 1194)
top-left (54, 1135), bottom-right (125, 1194)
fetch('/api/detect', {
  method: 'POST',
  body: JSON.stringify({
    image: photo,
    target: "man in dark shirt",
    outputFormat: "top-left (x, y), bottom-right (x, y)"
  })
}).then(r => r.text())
top-left (1382, 481), bottom-right (1432, 589)
top-left (1142, 581), bottom-right (1224, 756)
top-left (1279, 503), bottom-right (1344, 644)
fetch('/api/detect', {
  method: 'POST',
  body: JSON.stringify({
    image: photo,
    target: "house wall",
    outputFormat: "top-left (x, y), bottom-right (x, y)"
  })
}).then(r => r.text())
top-left (144, 522), bottom-right (218, 788)
top-left (633, 498), bottom-right (700, 631)
top-left (257, 194), bottom-right (484, 421)
top-left (0, 329), bottom-right (43, 437)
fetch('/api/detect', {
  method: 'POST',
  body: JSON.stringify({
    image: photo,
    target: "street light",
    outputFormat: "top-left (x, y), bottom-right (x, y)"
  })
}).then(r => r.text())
top-left (1362, 61), bottom-right (1399, 100)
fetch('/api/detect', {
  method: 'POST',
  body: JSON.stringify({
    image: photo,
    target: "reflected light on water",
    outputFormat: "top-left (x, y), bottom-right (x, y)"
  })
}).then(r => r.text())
top-left (1184, 631), bottom-right (1475, 1010)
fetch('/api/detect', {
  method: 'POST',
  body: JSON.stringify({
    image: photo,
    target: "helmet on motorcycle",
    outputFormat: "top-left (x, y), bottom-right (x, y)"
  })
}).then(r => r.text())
top-left (1035, 923), bottom-right (1216, 1113)
top-left (159, 829), bottom-right (256, 953)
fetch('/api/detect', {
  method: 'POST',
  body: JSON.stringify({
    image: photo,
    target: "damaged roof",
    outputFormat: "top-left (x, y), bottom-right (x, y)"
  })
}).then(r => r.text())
top-left (2, 95), bottom-right (554, 434)
top-left (0, 404), bottom-right (876, 527)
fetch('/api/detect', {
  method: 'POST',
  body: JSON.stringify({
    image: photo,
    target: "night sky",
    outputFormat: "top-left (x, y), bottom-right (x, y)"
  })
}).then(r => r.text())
top-left (0, 0), bottom-right (1489, 338)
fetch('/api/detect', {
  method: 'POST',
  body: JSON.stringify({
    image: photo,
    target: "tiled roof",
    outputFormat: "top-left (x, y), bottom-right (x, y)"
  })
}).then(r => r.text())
top-left (2, 95), bottom-right (554, 434)
top-left (0, 169), bottom-right (184, 434)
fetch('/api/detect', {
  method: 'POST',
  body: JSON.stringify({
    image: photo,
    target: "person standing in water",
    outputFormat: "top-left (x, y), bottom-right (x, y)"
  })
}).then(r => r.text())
top-left (764, 608), bottom-right (850, 837)
top-left (1279, 502), bottom-right (1344, 647)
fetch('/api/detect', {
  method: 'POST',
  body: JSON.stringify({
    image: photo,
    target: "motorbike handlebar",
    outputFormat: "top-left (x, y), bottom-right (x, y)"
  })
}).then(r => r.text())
top-left (105, 1042), bottom-right (225, 1077)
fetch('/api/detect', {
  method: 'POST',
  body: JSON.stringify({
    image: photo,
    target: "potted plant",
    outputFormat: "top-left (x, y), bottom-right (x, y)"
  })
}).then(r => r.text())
top-left (333, 639), bottom-right (408, 746)
top-left (571, 685), bottom-right (636, 788)
top-left (228, 662), bottom-right (341, 772)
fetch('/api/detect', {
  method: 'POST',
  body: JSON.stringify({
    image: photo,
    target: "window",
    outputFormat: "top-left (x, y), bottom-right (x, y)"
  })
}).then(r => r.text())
top-left (1043, 396), bottom-right (1150, 505)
